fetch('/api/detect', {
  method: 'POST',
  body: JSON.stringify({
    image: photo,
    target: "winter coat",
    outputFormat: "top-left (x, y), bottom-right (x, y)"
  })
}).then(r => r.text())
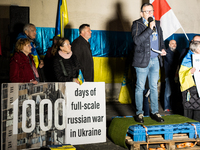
top-left (10, 51), bottom-right (36, 82)
top-left (179, 50), bottom-right (200, 110)
top-left (131, 18), bottom-right (165, 68)
top-left (164, 48), bottom-right (179, 78)
top-left (16, 33), bottom-right (40, 68)
top-left (53, 51), bottom-right (81, 82)
top-left (71, 36), bottom-right (94, 81)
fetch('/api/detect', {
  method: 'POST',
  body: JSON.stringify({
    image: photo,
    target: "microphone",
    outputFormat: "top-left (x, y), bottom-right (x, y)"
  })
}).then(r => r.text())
top-left (148, 17), bottom-right (156, 32)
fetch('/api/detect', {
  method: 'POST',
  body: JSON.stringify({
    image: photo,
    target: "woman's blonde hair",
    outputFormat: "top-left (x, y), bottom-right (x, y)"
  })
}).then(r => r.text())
top-left (15, 38), bottom-right (31, 52)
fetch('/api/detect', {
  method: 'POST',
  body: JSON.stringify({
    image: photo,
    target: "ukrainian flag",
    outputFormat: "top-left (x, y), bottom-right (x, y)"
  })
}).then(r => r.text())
top-left (179, 50), bottom-right (196, 92)
top-left (78, 69), bottom-right (84, 85)
top-left (55, 0), bottom-right (69, 37)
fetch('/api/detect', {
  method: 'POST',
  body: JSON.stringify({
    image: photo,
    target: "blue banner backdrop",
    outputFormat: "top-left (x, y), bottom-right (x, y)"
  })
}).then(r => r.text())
top-left (35, 27), bottom-right (199, 57)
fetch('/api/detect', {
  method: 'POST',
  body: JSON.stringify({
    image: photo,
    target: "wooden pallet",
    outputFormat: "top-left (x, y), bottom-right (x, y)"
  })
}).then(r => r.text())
top-left (126, 134), bottom-right (200, 150)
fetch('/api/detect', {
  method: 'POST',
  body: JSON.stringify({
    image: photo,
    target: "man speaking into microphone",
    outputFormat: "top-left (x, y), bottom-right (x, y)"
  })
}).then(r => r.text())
top-left (131, 3), bottom-right (166, 123)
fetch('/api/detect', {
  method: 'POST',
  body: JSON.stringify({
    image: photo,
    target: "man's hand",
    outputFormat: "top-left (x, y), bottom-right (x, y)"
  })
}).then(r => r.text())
top-left (149, 21), bottom-right (155, 30)
top-left (39, 60), bottom-right (44, 68)
top-left (161, 49), bottom-right (167, 56)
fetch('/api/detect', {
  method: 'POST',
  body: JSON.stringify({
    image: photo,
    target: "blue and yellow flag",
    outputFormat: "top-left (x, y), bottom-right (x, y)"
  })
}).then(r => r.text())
top-left (55, 0), bottom-right (69, 38)
top-left (78, 70), bottom-right (84, 85)
top-left (179, 50), bottom-right (196, 92)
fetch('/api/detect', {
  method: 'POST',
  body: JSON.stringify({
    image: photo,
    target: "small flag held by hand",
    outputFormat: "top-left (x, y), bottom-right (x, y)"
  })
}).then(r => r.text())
top-left (78, 69), bottom-right (84, 85)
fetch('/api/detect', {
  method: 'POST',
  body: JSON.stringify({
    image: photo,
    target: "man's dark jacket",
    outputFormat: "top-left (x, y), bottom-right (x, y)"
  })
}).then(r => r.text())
top-left (131, 18), bottom-right (165, 68)
top-left (164, 48), bottom-right (179, 78)
top-left (71, 36), bottom-right (94, 81)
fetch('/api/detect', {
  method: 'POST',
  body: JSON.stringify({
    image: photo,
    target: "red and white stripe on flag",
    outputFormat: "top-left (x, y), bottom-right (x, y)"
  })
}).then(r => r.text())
top-left (150, 0), bottom-right (182, 40)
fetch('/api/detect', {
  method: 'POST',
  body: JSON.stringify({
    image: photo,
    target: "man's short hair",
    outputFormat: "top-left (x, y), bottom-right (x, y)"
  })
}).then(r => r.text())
top-left (79, 24), bottom-right (90, 34)
top-left (23, 23), bottom-right (36, 32)
top-left (169, 39), bottom-right (176, 44)
top-left (141, 3), bottom-right (154, 12)
top-left (192, 35), bottom-right (200, 41)
top-left (15, 38), bottom-right (30, 52)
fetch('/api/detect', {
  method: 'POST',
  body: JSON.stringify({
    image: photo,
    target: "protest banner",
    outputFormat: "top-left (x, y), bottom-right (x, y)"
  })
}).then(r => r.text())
top-left (193, 54), bottom-right (200, 97)
top-left (65, 82), bottom-right (106, 145)
top-left (1, 82), bottom-right (106, 150)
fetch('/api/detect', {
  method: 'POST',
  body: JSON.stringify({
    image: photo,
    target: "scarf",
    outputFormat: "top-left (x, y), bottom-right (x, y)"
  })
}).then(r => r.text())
top-left (28, 55), bottom-right (39, 80)
top-left (59, 50), bottom-right (72, 59)
top-left (181, 50), bottom-right (194, 68)
top-left (143, 16), bottom-right (158, 41)
top-left (32, 61), bottom-right (39, 78)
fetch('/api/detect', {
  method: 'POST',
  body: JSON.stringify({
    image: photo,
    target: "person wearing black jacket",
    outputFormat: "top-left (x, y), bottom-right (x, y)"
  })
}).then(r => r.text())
top-left (53, 38), bottom-right (81, 84)
top-left (164, 40), bottom-right (179, 112)
top-left (131, 3), bottom-right (166, 123)
top-left (71, 24), bottom-right (94, 82)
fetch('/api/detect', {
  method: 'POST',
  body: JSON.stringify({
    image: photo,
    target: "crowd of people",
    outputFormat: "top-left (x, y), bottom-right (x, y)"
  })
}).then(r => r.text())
top-left (10, 23), bottom-right (94, 86)
top-left (9, 3), bottom-right (200, 123)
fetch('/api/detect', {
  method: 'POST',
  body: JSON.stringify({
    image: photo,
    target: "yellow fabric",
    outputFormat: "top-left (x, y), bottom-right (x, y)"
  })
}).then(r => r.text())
top-left (32, 54), bottom-right (39, 69)
top-left (118, 85), bottom-right (132, 104)
top-left (39, 56), bottom-right (127, 83)
top-left (93, 57), bottom-right (126, 83)
top-left (60, 0), bottom-right (69, 38)
top-left (93, 57), bottom-right (134, 104)
top-left (179, 65), bottom-right (195, 92)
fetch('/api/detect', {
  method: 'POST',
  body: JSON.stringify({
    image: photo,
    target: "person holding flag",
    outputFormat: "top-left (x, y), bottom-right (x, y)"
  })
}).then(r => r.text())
top-left (71, 24), bottom-right (94, 82)
top-left (131, 3), bottom-right (166, 123)
top-left (179, 41), bottom-right (200, 121)
top-left (16, 23), bottom-right (43, 69)
top-left (53, 37), bottom-right (82, 84)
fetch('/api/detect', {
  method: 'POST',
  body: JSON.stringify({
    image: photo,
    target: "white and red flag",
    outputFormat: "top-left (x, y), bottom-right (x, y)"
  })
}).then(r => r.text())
top-left (150, 0), bottom-right (188, 40)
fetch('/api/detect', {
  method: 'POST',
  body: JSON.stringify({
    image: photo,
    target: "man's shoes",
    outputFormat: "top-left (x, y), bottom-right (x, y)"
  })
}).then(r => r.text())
top-left (135, 114), bottom-right (144, 123)
top-left (151, 113), bottom-right (164, 122)
top-left (164, 109), bottom-right (172, 112)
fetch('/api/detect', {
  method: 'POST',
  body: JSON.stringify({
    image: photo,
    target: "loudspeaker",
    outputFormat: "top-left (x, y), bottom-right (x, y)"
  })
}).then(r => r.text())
top-left (10, 6), bottom-right (29, 48)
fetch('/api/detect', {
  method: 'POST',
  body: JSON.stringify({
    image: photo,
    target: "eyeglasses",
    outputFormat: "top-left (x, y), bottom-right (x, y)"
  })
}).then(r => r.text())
top-left (142, 10), bottom-right (154, 14)
top-left (64, 43), bottom-right (71, 46)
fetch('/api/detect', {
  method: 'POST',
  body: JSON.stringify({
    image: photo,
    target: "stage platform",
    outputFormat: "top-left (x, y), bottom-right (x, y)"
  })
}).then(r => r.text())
top-left (75, 101), bottom-right (183, 150)
top-left (108, 115), bottom-right (200, 149)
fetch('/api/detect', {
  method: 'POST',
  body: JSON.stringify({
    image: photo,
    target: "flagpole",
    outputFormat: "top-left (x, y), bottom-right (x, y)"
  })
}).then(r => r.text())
top-left (62, 12), bottom-right (64, 38)
top-left (180, 25), bottom-right (189, 42)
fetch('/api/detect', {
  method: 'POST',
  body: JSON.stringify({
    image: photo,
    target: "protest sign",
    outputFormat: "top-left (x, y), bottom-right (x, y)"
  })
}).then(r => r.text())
top-left (1, 82), bottom-right (106, 150)
top-left (65, 82), bottom-right (106, 145)
top-left (193, 54), bottom-right (200, 97)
